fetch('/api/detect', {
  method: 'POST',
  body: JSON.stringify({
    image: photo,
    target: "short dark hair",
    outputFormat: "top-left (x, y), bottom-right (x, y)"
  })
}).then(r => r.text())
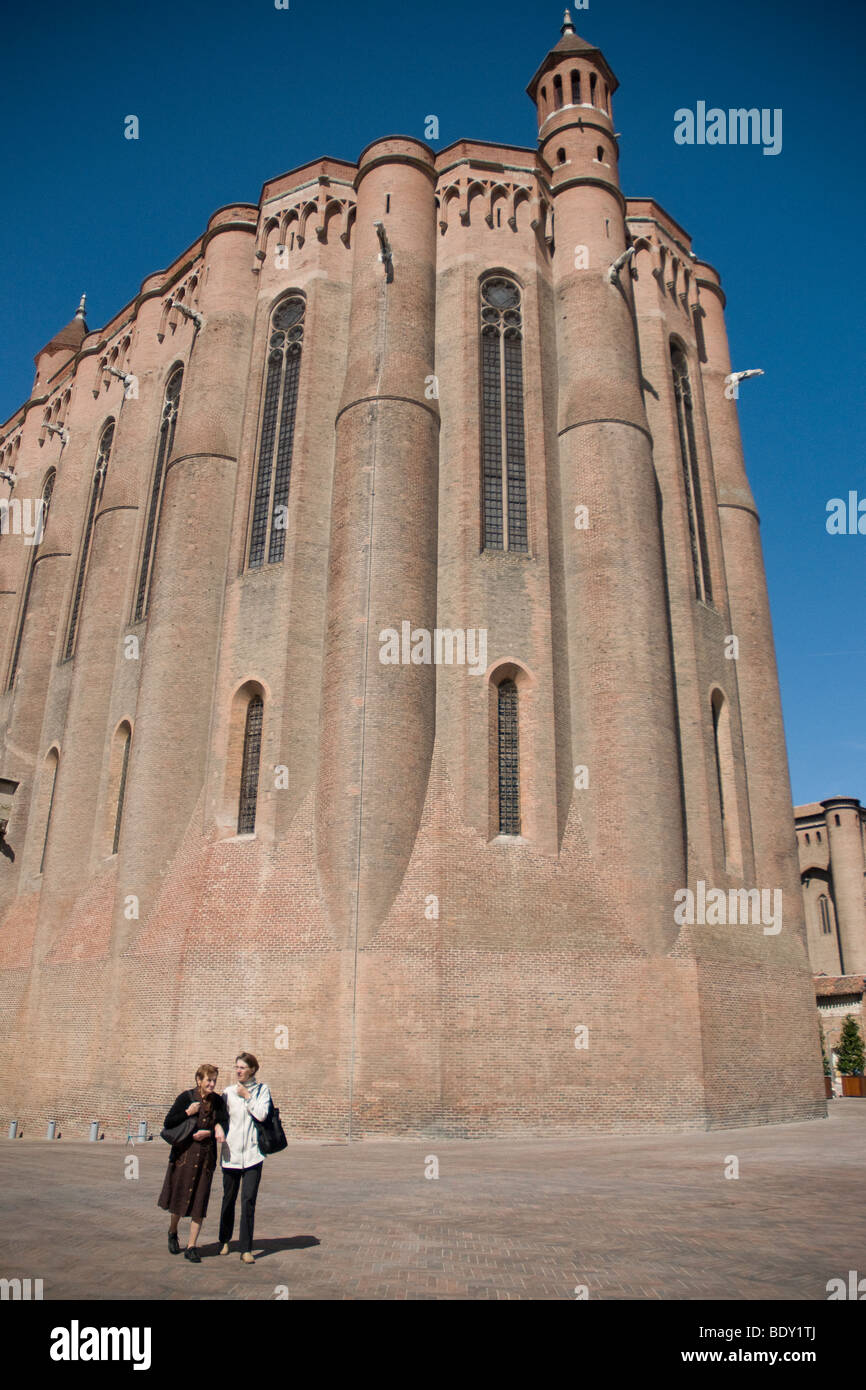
top-left (236, 1052), bottom-right (259, 1073)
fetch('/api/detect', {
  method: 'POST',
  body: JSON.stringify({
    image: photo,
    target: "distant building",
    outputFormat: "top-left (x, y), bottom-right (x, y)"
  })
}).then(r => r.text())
top-left (796, 797), bottom-right (866, 1065)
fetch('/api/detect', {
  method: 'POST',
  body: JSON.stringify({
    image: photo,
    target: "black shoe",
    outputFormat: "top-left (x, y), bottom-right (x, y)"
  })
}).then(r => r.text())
top-left (168, 1231), bottom-right (180, 1255)
top-left (184, 1247), bottom-right (201, 1263)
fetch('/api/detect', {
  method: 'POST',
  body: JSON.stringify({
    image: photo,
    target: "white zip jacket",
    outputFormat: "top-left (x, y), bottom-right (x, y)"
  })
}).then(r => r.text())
top-left (220, 1079), bottom-right (272, 1169)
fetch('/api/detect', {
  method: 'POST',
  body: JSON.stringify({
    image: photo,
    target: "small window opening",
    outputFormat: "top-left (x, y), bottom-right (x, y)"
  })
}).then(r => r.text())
top-left (385, 194), bottom-right (391, 214)
top-left (557, 147), bottom-right (566, 164)
top-left (571, 71), bottom-right (580, 103)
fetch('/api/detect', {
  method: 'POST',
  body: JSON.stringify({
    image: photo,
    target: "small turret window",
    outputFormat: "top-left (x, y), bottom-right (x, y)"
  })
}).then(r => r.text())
top-left (553, 74), bottom-right (563, 109)
top-left (596, 146), bottom-right (604, 162)
top-left (571, 71), bottom-right (580, 104)
top-left (819, 895), bottom-right (832, 935)
top-left (557, 148), bottom-right (566, 165)
top-left (590, 72), bottom-right (597, 105)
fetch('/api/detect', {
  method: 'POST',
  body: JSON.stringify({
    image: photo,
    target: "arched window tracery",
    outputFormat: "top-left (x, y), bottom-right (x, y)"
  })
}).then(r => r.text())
top-left (248, 295), bottom-right (306, 568)
top-left (237, 694), bottom-right (263, 834)
top-left (480, 277), bottom-right (528, 553)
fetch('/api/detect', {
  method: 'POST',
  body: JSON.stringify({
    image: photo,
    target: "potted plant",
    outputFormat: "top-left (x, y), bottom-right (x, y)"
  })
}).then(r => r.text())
top-left (836, 1014), bottom-right (866, 1097)
top-left (820, 1022), bottom-right (833, 1098)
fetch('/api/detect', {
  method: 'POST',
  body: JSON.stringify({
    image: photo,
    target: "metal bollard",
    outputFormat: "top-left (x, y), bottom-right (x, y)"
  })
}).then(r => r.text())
top-left (89, 1121), bottom-right (99, 1142)
top-left (8, 1121), bottom-right (18, 1139)
top-left (46, 1120), bottom-right (56, 1140)
top-left (137, 1119), bottom-right (148, 1142)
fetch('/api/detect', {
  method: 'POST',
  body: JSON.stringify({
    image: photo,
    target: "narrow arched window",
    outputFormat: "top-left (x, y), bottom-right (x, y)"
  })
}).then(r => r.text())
top-left (480, 277), bottom-right (528, 553)
top-left (671, 346), bottom-right (712, 603)
top-left (571, 71), bottom-right (581, 103)
top-left (589, 72), bottom-right (597, 105)
top-left (553, 74), bottom-right (563, 109)
top-left (112, 723), bottom-right (131, 854)
top-left (498, 679), bottom-right (520, 834)
top-left (711, 690), bottom-right (742, 872)
top-left (237, 695), bottom-right (263, 834)
top-left (248, 295), bottom-right (306, 568)
top-left (39, 748), bottom-right (58, 874)
top-left (134, 366), bottom-right (183, 622)
top-left (7, 469), bottom-right (56, 690)
top-left (65, 421), bottom-right (114, 660)
top-left (818, 894), bottom-right (832, 935)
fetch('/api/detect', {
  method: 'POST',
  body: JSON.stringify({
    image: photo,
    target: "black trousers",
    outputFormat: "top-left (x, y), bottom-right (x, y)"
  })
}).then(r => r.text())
top-left (219, 1163), bottom-right (263, 1253)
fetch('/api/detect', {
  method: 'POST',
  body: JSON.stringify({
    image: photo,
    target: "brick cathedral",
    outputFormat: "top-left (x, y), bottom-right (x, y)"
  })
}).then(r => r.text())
top-left (0, 13), bottom-right (825, 1137)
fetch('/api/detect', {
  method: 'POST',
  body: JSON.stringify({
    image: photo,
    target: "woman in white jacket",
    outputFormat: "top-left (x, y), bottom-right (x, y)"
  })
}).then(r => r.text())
top-left (218, 1052), bottom-right (271, 1263)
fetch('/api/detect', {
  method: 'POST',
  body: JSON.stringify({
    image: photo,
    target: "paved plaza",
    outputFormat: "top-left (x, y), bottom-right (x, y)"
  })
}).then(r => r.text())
top-left (1, 1104), bottom-right (863, 1301)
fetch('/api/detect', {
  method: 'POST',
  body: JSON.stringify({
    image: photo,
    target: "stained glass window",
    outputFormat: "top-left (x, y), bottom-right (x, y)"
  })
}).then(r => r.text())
top-left (237, 695), bottom-right (263, 834)
top-left (480, 278), bottom-right (528, 553)
top-left (498, 679), bottom-right (520, 835)
top-left (248, 296), bottom-right (305, 568)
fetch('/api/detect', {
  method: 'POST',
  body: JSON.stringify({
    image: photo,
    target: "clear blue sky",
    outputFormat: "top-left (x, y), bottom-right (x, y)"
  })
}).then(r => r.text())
top-left (1, 0), bottom-right (863, 806)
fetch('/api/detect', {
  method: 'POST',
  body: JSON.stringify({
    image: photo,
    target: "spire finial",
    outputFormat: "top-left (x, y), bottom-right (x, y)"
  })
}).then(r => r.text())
top-left (75, 293), bottom-right (87, 321)
top-left (561, 7), bottom-right (575, 35)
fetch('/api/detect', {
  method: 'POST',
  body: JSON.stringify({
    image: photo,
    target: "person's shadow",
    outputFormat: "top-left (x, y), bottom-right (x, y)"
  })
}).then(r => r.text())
top-left (205, 1237), bottom-right (319, 1259)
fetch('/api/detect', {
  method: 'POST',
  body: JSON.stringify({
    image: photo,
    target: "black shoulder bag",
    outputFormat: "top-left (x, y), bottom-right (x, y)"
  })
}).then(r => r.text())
top-left (251, 1093), bottom-right (288, 1155)
top-left (160, 1091), bottom-right (198, 1146)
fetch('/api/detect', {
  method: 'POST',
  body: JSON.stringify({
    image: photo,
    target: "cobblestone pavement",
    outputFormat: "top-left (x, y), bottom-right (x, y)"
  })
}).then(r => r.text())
top-left (1, 1104), bottom-right (863, 1301)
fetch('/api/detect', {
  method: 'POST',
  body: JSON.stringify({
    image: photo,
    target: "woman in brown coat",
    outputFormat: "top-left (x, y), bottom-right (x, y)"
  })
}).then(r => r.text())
top-left (158, 1063), bottom-right (228, 1262)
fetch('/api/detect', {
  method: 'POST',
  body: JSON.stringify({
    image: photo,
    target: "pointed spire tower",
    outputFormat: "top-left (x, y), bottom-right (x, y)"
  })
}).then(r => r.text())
top-left (528, 14), bottom-right (687, 956)
top-left (33, 294), bottom-right (89, 392)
